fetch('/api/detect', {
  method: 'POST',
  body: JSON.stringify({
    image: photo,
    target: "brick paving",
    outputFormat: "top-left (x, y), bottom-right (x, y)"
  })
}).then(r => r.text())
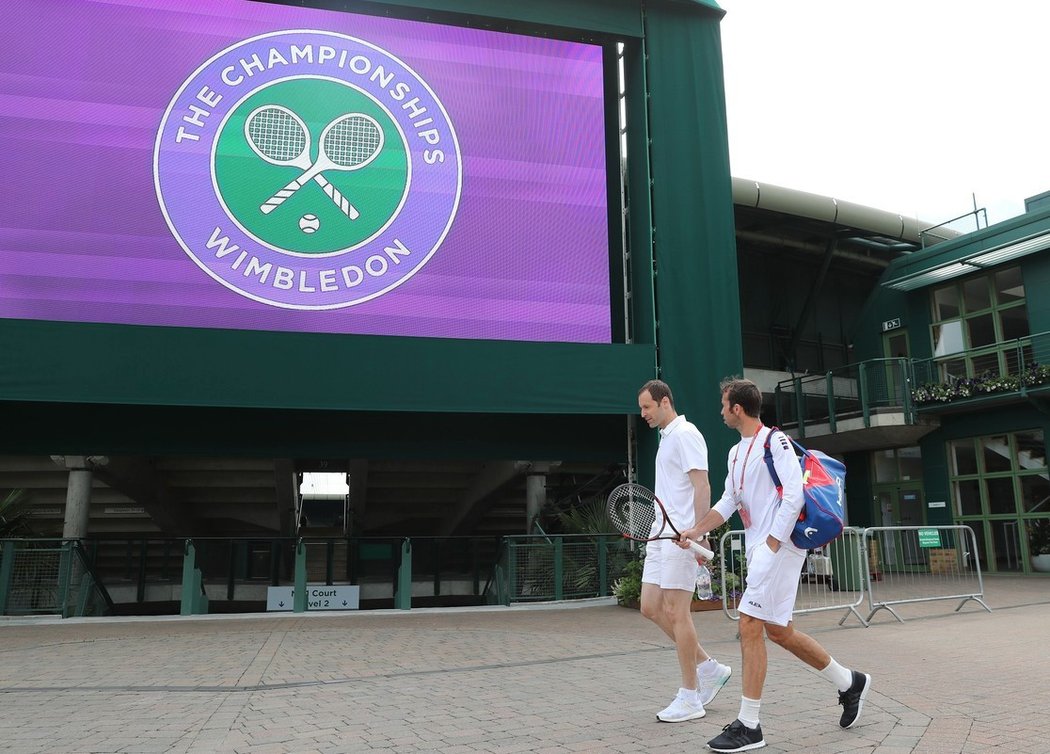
top-left (0, 574), bottom-right (1048, 753)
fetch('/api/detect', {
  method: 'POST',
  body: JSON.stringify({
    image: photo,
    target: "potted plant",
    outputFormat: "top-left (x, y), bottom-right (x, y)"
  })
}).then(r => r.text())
top-left (612, 555), bottom-right (643, 607)
top-left (1028, 519), bottom-right (1050, 573)
top-left (612, 522), bottom-right (740, 610)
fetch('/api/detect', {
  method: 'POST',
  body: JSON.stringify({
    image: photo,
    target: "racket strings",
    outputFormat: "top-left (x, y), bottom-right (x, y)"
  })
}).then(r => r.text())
top-left (607, 487), bottom-right (658, 539)
top-left (324, 116), bottom-right (382, 166)
top-left (248, 108), bottom-right (307, 162)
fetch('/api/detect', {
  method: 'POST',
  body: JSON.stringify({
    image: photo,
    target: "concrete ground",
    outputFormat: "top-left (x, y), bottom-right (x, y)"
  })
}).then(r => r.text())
top-left (1, 574), bottom-right (1048, 753)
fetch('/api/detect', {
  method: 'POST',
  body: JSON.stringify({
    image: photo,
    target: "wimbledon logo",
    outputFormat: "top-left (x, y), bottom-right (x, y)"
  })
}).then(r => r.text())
top-left (154, 30), bottom-right (461, 309)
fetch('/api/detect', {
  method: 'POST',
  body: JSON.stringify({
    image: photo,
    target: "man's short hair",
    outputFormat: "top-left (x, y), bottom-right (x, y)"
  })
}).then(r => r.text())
top-left (639, 379), bottom-right (674, 407)
top-left (720, 377), bottom-right (762, 418)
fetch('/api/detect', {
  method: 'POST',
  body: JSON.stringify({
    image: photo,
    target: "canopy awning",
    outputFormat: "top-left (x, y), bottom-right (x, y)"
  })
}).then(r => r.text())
top-left (881, 229), bottom-right (1050, 291)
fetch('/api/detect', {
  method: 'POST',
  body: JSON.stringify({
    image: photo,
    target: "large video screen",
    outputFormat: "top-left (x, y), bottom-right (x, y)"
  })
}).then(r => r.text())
top-left (0, 0), bottom-right (611, 343)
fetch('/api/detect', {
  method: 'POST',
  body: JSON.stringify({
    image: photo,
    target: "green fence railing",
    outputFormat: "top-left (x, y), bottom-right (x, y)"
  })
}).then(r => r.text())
top-left (4, 534), bottom-right (630, 615)
top-left (487, 534), bottom-right (633, 605)
top-left (0, 539), bottom-right (113, 618)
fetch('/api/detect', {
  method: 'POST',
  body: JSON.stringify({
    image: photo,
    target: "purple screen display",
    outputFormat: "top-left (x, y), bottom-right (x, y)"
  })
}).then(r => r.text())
top-left (0, 0), bottom-right (611, 343)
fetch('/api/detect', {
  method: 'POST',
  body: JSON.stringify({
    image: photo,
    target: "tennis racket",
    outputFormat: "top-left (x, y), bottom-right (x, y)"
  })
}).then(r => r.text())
top-left (607, 482), bottom-right (714, 559)
top-left (243, 105), bottom-right (358, 219)
top-left (259, 112), bottom-right (384, 218)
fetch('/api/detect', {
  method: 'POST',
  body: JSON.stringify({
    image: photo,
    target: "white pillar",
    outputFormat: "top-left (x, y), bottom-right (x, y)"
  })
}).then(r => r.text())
top-left (62, 465), bottom-right (93, 540)
top-left (52, 455), bottom-right (107, 540)
top-left (525, 474), bottom-right (546, 533)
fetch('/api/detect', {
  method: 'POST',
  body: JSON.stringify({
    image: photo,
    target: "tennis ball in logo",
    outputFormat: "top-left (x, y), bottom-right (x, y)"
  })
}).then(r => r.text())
top-left (299, 214), bottom-right (320, 234)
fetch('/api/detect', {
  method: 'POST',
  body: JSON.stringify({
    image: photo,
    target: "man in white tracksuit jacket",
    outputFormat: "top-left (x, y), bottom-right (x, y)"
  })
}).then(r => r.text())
top-left (679, 378), bottom-right (872, 753)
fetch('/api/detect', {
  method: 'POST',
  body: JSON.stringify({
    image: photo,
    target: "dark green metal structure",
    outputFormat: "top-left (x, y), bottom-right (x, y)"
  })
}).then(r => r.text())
top-left (0, 0), bottom-right (740, 478)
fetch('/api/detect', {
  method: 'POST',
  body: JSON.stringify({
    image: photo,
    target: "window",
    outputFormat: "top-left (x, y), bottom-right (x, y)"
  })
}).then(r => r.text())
top-left (929, 265), bottom-right (1029, 381)
top-left (871, 447), bottom-right (923, 483)
top-left (948, 429), bottom-right (1050, 572)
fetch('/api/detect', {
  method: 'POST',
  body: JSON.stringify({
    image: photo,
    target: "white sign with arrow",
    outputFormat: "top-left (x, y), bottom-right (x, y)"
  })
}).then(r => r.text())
top-left (266, 585), bottom-right (361, 611)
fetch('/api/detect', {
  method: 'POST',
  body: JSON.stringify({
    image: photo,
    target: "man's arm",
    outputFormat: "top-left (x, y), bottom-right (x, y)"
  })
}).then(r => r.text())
top-left (679, 466), bottom-right (733, 548)
top-left (686, 468), bottom-right (711, 549)
top-left (767, 430), bottom-right (804, 551)
top-left (679, 508), bottom-right (726, 550)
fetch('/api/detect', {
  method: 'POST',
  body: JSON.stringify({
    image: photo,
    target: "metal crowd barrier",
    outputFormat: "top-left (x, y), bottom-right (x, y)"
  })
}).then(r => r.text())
top-left (718, 525), bottom-right (991, 627)
top-left (718, 528), bottom-right (869, 627)
top-left (862, 525), bottom-right (990, 623)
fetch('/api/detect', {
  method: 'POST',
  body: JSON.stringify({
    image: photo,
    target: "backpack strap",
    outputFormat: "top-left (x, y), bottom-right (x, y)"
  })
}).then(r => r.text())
top-left (762, 425), bottom-right (784, 498)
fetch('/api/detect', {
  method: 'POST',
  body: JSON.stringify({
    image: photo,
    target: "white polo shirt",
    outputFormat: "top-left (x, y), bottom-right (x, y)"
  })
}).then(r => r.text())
top-left (654, 414), bottom-right (709, 531)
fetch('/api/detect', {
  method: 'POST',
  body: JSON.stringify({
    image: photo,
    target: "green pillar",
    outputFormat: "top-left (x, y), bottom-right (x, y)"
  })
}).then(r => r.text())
top-left (293, 539), bottom-right (307, 613)
top-left (394, 538), bottom-right (412, 610)
top-left (506, 540), bottom-right (517, 605)
top-left (553, 537), bottom-right (564, 601)
top-left (642, 4), bottom-right (740, 471)
top-left (597, 536), bottom-right (609, 596)
top-left (180, 540), bottom-right (198, 616)
top-left (0, 542), bottom-right (16, 615)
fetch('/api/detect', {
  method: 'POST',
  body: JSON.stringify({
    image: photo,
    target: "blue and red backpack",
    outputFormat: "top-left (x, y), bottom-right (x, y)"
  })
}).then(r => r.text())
top-left (762, 427), bottom-right (846, 549)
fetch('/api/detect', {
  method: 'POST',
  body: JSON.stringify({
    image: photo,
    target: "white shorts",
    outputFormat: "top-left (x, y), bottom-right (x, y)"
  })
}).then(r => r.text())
top-left (739, 542), bottom-right (806, 626)
top-left (641, 539), bottom-right (700, 592)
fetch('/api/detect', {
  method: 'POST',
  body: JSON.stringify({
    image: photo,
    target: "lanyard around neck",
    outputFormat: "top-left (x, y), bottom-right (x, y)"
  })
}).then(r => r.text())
top-left (732, 426), bottom-right (764, 496)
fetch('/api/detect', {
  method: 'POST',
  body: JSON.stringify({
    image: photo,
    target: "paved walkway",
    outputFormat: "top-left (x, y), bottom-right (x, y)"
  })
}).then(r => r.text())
top-left (1, 574), bottom-right (1049, 753)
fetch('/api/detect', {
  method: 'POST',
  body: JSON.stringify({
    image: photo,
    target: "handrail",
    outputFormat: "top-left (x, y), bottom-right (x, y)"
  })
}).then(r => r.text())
top-left (911, 329), bottom-right (1050, 404)
top-left (774, 357), bottom-right (914, 435)
top-left (776, 331), bottom-right (1050, 433)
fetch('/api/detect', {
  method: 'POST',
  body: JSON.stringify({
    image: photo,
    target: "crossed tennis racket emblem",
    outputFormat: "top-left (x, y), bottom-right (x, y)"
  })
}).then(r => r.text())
top-left (244, 105), bottom-right (385, 220)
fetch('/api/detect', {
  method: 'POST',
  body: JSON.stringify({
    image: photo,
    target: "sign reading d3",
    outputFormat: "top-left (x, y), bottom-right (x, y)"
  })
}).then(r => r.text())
top-left (154, 31), bottom-right (461, 310)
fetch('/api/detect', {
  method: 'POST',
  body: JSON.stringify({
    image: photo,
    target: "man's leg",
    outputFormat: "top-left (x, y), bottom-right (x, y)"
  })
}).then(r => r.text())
top-left (739, 613), bottom-right (767, 698)
top-left (644, 585), bottom-right (706, 722)
top-left (706, 613), bottom-right (766, 752)
top-left (764, 621), bottom-right (828, 670)
top-left (661, 587), bottom-right (700, 690)
top-left (765, 622), bottom-right (872, 729)
top-left (640, 582), bottom-right (708, 664)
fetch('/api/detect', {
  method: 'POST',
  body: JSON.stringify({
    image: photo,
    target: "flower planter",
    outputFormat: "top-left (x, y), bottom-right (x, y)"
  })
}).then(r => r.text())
top-left (690, 599), bottom-right (723, 612)
top-left (1031, 554), bottom-right (1050, 573)
top-left (619, 598), bottom-right (723, 612)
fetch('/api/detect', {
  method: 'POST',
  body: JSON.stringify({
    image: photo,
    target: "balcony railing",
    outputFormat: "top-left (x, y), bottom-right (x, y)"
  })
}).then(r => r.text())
top-left (774, 357), bottom-right (915, 437)
top-left (911, 330), bottom-right (1050, 407)
top-left (775, 332), bottom-right (1050, 436)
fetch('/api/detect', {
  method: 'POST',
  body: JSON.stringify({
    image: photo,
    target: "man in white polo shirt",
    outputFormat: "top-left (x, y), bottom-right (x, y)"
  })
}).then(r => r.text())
top-left (637, 379), bottom-right (732, 723)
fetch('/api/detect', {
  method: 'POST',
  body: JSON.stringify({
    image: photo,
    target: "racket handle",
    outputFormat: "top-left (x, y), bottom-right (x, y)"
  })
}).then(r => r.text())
top-left (260, 177), bottom-right (306, 214)
top-left (314, 174), bottom-right (360, 220)
top-left (685, 538), bottom-right (714, 560)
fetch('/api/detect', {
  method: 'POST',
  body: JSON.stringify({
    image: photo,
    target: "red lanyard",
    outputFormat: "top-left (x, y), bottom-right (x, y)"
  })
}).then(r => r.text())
top-left (731, 426), bottom-right (764, 496)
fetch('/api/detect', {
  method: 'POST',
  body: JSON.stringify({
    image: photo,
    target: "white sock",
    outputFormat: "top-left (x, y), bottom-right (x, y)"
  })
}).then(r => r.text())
top-left (697, 658), bottom-right (720, 676)
top-left (821, 658), bottom-right (854, 692)
top-left (738, 696), bottom-right (760, 728)
top-left (679, 687), bottom-right (701, 705)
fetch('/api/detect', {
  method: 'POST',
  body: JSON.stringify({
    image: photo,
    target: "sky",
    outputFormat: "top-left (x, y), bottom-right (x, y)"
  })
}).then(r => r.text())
top-left (717, 1), bottom-right (1050, 230)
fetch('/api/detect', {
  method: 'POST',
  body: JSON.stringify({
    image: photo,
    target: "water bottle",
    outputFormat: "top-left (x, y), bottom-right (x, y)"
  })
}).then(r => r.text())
top-left (695, 564), bottom-right (714, 600)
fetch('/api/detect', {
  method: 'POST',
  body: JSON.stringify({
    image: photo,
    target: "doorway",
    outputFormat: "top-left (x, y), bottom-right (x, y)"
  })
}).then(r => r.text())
top-left (874, 483), bottom-right (926, 571)
top-left (882, 330), bottom-right (911, 404)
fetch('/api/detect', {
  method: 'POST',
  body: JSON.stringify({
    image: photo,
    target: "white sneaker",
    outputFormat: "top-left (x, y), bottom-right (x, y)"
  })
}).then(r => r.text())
top-left (657, 692), bottom-right (706, 722)
top-left (697, 662), bottom-right (733, 706)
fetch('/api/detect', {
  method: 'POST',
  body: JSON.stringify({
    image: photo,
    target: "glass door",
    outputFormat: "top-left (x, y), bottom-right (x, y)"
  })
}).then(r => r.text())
top-left (873, 484), bottom-right (926, 571)
top-left (882, 330), bottom-right (911, 404)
